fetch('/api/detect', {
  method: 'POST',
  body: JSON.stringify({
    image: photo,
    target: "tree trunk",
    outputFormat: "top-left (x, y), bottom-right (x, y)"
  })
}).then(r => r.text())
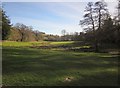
top-left (95, 40), bottom-right (99, 52)
top-left (94, 31), bottom-right (99, 52)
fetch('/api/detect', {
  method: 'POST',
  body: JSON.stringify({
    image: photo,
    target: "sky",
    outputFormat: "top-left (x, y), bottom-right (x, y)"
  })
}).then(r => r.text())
top-left (2, 0), bottom-right (118, 35)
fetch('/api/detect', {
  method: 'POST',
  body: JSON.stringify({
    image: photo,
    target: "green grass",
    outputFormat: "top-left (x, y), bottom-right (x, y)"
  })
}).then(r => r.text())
top-left (2, 41), bottom-right (74, 47)
top-left (2, 41), bottom-right (118, 86)
top-left (2, 41), bottom-right (50, 47)
top-left (50, 41), bottom-right (74, 45)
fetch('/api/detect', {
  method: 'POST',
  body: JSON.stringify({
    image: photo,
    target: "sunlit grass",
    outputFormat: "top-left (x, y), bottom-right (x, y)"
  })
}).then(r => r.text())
top-left (2, 41), bottom-right (49, 47)
top-left (50, 41), bottom-right (74, 45)
top-left (2, 41), bottom-right (75, 47)
top-left (0, 42), bottom-right (2, 46)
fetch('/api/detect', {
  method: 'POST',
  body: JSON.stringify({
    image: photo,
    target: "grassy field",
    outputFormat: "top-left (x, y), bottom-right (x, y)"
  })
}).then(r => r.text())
top-left (2, 41), bottom-right (119, 86)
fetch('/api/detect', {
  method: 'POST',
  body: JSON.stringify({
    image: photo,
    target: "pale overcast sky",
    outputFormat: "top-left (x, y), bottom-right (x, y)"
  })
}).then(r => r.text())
top-left (2, 0), bottom-right (118, 35)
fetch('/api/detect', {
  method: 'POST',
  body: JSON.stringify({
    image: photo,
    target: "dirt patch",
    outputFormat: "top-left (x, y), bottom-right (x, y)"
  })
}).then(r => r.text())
top-left (64, 77), bottom-right (75, 82)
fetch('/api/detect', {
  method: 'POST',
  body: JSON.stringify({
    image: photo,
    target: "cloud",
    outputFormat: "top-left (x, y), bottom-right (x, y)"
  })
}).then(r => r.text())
top-left (33, 2), bottom-right (117, 21)
top-left (107, 2), bottom-right (118, 16)
top-left (37, 2), bottom-right (85, 20)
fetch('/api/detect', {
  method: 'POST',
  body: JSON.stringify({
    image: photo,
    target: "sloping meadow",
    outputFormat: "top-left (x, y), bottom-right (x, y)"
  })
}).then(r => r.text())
top-left (2, 41), bottom-right (119, 86)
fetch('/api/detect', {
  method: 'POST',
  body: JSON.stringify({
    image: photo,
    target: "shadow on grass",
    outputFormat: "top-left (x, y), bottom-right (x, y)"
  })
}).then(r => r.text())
top-left (2, 47), bottom-right (118, 86)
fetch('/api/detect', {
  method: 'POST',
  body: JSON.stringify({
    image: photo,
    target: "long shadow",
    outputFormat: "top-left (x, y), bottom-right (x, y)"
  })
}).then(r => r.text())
top-left (3, 47), bottom-right (118, 72)
top-left (2, 46), bottom-right (118, 86)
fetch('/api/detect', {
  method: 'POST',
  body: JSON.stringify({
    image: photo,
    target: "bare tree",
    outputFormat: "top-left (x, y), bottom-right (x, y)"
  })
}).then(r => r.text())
top-left (14, 23), bottom-right (33, 42)
top-left (94, 0), bottom-right (108, 30)
top-left (80, 2), bottom-right (98, 51)
top-left (80, 2), bottom-right (95, 31)
top-left (80, 0), bottom-right (108, 52)
top-left (34, 30), bottom-right (40, 41)
top-left (61, 29), bottom-right (66, 36)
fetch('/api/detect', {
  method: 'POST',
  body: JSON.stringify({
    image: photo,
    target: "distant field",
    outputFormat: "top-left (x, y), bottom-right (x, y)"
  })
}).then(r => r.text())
top-left (2, 41), bottom-right (118, 86)
top-left (50, 41), bottom-right (74, 45)
top-left (2, 41), bottom-right (49, 47)
top-left (2, 41), bottom-right (75, 47)
top-left (2, 41), bottom-right (90, 50)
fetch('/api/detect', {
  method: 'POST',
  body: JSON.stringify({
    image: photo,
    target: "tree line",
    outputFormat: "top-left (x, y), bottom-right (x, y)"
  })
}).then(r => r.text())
top-left (79, 0), bottom-right (120, 51)
top-left (1, 7), bottom-right (83, 41)
top-left (1, 8), bottom-right (85, 42)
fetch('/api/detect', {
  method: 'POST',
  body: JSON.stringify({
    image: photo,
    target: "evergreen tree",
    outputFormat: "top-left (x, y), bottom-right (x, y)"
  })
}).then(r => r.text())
top-left (2, 9), bottom-right (11, 40)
